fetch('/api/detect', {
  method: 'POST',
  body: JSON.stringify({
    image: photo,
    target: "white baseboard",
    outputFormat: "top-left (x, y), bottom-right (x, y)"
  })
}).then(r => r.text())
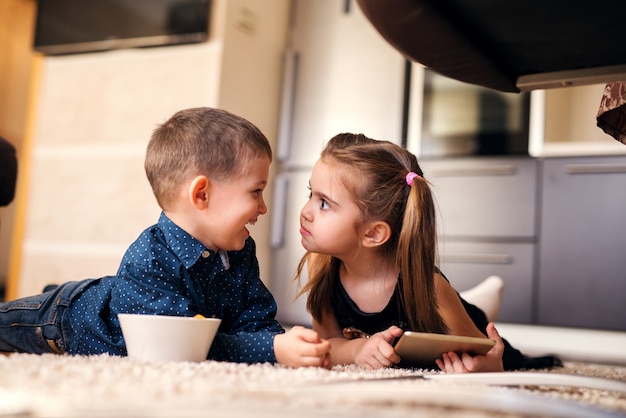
top-left (496, 323), bottom-right (626, 366)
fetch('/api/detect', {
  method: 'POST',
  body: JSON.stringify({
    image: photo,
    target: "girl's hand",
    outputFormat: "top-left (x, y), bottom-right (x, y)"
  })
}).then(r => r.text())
top-left (434, 322), bottom-right (505, 373)
top-left (354, 325), bottom-right (404, 369)
top-left (274, 325), bottom-right (331, 368)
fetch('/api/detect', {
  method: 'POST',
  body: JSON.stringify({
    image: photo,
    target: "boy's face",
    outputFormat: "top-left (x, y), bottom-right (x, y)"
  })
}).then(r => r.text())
top-left (299, 160), bottom-right (362, 259)
top-left (203, 155), bottom-right (270, 252)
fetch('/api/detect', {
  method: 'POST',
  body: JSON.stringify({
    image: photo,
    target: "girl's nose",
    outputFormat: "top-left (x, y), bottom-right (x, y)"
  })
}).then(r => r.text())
top-left (300, 201), bottom-right (312, 222)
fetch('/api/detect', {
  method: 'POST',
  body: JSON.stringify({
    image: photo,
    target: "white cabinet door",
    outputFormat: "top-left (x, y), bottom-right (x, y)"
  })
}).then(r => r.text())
top-left (282, 0), bottom-right (406, 167)
top-left (269, 171), bottom-right (312, 326)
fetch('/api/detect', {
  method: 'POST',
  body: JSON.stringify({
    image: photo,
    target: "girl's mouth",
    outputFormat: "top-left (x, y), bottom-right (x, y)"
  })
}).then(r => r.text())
top-left (299, 226), bottom-right (311, 237)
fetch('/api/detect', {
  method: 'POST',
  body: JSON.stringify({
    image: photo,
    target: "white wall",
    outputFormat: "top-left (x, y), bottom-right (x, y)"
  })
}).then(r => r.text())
top-left (9, 0), bottom-right (290, 298)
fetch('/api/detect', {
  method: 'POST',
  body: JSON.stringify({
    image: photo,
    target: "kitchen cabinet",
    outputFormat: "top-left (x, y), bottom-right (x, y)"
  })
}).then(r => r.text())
top-left (437, 241), bottom-right (536, 323)
top-left (420, 157), bottom-right (539, 323)
top-left (420, 157), bottom-right (538, 239)
top-left (423, 154), bottom-right (626, 330)
top-left (536, 156), bottom-right (626, 331)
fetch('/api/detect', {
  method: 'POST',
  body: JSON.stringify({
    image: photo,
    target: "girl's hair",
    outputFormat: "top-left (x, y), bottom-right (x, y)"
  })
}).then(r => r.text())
top-left (145, 107), bottom-right (272, 210)
top-left (296, 133), bottom-right (447, 334)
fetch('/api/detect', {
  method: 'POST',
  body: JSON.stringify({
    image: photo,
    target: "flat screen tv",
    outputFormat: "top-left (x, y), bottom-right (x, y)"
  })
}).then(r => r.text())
top-left (34, 0), bottom-right (211, 55)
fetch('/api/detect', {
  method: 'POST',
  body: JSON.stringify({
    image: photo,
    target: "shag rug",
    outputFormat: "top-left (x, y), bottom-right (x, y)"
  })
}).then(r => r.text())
top-left (1, 353), bottom-right (626, 418)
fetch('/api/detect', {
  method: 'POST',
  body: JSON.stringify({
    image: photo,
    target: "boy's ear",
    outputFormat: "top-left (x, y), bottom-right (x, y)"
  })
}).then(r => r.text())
top-left (362, 221), bottom-right (392, 248)
top-left (188, 175), bottom-right (210, 209)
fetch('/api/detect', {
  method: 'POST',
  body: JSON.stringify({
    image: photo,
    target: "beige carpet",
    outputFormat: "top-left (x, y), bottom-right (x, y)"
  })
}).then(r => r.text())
top-left (1, 353), bottom-right (625, 417)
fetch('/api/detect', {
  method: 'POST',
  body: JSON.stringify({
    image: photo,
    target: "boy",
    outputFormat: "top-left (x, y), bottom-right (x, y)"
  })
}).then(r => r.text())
top-left (0, 107), bottom-right (330, 368)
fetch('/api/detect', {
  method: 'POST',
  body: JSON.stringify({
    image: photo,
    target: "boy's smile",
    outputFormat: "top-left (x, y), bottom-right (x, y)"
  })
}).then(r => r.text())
top-left (202, 156), bottom-right (270, 252)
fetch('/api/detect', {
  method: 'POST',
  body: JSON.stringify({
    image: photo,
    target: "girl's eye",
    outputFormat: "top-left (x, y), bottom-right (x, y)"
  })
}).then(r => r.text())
top-left (307, 186), bottom-right (329, 209)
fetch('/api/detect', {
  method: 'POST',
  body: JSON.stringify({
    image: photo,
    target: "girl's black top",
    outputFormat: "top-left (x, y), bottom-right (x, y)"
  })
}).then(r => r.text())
top-left (330, 270), bottom-right (562, 370)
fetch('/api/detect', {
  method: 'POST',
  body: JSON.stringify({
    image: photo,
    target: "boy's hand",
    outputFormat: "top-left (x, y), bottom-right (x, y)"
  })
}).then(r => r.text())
top-left (354, 325), bottom-right (403, 369)
top-left (435, 322), bottom-right (505, 373)
top-left (274, 325), bottom-right (331, 368)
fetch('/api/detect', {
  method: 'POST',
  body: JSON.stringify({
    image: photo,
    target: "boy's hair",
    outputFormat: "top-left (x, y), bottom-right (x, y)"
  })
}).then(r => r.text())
top-left (297, 133), bottom-right (447, 334)
top-left (145, 107), bottom-right (272, 210)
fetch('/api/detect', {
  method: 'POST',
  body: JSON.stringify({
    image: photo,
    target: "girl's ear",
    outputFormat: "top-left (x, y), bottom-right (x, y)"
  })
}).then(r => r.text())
top-left (188, 175), bottom-right (210, 209)
top-left (362, 221), bottom-right (392, 248)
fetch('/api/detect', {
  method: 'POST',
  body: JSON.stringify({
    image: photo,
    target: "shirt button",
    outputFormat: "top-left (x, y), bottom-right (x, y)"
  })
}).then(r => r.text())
top-left (201, 250), bottom-right (210, 258)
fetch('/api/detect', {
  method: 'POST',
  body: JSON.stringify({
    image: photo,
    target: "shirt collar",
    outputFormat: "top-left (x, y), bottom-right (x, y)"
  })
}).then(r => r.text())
top-left (157, 212), bottom-right (215, 269)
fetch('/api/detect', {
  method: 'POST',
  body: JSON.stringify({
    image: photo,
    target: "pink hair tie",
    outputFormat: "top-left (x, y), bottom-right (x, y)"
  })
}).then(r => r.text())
top-left (406, 171), bottom-right (420, 187)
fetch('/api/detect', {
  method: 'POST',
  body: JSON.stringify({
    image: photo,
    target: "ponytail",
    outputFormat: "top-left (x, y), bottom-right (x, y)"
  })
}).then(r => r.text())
top-left (397, 175), bottom-right (448, 333)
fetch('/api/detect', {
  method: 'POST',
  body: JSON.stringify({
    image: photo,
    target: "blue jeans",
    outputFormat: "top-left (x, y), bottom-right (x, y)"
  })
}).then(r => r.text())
top-left (0, 279), bottom-right (95, 353)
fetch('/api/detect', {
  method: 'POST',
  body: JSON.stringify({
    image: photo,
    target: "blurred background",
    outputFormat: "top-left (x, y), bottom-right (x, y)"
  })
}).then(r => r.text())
top-left (1, 0), bottom-right (625, 332)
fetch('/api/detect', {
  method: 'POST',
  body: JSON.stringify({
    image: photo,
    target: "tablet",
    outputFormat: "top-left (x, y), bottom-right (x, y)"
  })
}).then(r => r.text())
top-left (394, 331), bottom-right (495, 366)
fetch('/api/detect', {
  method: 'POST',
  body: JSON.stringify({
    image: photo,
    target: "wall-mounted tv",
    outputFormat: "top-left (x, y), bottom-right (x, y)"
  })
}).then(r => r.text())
top-left (34, 0), bottom-right (211, 55)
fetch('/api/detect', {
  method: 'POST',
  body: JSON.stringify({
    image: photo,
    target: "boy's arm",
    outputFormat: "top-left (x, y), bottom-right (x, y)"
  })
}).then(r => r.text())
top-left (274, 326), bottom-right (330, 368)
top-left (207, 275), bottom-right (284, 363)
top-left (207, 242), bottom-right (285, 363)
top-left (314, 314), bottom-right (402, 369)
top-left (211, 293), bottom-right (330, 367)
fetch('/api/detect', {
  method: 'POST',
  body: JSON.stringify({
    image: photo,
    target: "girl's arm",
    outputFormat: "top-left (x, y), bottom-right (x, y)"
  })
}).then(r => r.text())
top-left (435, 273), bottom-right (489, 338)
top-left (434, 273), bottom-right (504, 372)
top-left (313, 313), bottom-right (363, 366)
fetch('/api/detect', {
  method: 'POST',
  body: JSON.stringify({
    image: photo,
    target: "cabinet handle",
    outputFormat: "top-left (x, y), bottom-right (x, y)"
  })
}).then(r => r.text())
top-left (277, 49), bottom-right (299, 162)
top-left (443, 253), bottom-right (513, 265)
top-left (270, 175), bottom-right (289, 248)
top-left (564, 164), bottom-right (626, 174)
top-left (428, 165), bottom-right (517, 177)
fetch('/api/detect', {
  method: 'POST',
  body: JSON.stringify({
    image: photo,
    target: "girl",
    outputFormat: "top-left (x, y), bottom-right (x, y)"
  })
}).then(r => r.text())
top-left (295, 133), bottom-right (559, 373)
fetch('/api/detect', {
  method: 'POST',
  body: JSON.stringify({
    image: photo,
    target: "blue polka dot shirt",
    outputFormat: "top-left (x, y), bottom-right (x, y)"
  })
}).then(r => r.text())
top-left (67, 212), bottom-right (285, 363)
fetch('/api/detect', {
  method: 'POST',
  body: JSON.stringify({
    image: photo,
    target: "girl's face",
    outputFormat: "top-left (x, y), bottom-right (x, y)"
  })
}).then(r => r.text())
top-left (300, 159), bottom-right (363, 258)
top-left (202, 156), bottom-right (270, 252)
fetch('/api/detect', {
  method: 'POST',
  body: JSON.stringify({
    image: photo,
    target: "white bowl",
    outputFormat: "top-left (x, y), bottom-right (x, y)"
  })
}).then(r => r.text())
top-left (118, 314), bottom-right (221, 362)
